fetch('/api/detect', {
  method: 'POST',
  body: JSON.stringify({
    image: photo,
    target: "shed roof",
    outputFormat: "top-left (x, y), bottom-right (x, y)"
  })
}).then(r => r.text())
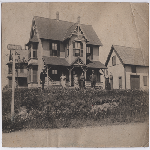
top-left (87, 60), bottom-right (107, 69)
top-left (43, 56), bottom-right (70, 66)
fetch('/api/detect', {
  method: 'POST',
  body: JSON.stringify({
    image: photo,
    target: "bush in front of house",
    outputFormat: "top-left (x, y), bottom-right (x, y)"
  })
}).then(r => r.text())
top-left (2, 87), bottom-right (149, 132)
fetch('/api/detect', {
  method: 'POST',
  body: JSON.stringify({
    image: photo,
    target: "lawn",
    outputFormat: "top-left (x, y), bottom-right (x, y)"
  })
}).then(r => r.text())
top-left (2, 87), bottom-right (149, 133)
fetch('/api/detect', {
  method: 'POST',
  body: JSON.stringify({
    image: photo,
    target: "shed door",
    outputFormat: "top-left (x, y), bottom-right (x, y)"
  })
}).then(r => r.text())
top-left (130, 75), bottom-right (140, 89)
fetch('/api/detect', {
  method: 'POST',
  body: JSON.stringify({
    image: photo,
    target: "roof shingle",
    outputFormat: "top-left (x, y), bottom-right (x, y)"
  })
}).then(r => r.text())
top-left (43, 56), bottom-right (70, 66)
top-left (34, 16), bottom-right (102, 46)
top-left (87, 60), bottom-right (107, 69)
top-left (106, 45), bottom-right (148, 66)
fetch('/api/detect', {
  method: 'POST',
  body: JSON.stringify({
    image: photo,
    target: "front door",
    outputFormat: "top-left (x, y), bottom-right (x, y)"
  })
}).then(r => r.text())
top-left (130, 75), bottom-right (140, 89)
top-left (71, 67), bottom-right (83, 86)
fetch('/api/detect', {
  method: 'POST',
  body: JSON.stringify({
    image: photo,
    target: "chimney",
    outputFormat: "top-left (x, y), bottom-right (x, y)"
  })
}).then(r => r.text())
top-left (56, 11), bottom-right (59, 20)
top-left (77, 16), bottom-right (80, 24)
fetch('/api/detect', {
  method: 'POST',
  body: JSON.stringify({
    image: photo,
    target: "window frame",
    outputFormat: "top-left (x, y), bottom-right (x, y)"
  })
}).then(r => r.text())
top-left (52, 70), bottom-right (57, 74)
top-left (73, 41), bottom-right (83, 57)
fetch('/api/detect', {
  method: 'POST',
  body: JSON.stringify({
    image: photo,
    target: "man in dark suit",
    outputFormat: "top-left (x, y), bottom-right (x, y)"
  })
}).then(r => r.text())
top-left (90, 70), bottom-right (97, 88)
top-left (40, 68), bottom-right (47, 90)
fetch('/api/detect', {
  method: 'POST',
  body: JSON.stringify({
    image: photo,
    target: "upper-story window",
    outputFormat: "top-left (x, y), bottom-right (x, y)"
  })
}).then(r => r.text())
top-left (28, 43), bottom-right (38, 60)
top-left (86, 46), bottom-right (93, 60)
top-left (50, 42), bottom-right (59, 56)
top-left (112, 56), bottom-right (116, 66)
top-left (33, 43), bottom-right (37, 59)
top-left (73, 41), bottom-right (83, 57)
top-left (65, 43), bottom-right (69, 57)
top-left (131, 65), bottom-right (136, 73)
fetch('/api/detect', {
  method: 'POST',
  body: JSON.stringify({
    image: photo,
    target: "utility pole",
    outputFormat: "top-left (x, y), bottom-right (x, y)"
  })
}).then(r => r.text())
top-left (7, 44), bottom-right (22, 122)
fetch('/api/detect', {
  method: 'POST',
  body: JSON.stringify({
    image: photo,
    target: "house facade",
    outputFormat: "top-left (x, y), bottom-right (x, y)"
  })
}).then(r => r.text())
top-left (105, 45), bottom-right (149, 90)
top-left (26, 13), bottom-right (107, 88)
top-left (7, 49), bottom-right (28, 88)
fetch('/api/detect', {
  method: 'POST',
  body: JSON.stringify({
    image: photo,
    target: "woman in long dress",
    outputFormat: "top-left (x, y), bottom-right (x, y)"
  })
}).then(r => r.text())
top-left (80, 72), bottom-right (85, 90)
top-left (74, 74), bottom-right (79, 89)
top-left (60, 73), bottom-right (66, 88)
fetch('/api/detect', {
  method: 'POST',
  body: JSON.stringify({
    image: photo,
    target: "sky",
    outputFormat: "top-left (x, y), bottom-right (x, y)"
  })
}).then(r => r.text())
top-left (1, 2), bottom-right (149, 88)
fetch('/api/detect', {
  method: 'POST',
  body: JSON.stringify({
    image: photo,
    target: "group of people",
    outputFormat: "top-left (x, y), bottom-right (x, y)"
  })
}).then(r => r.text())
top-left (60, 70), bottom-right (97, 89)
top-left (40, 68), bottom-right (97, 90)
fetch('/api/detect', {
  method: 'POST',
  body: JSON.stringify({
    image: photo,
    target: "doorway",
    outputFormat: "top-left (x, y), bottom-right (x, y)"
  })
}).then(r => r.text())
top-left (130, 75), bottom-right (140, 89)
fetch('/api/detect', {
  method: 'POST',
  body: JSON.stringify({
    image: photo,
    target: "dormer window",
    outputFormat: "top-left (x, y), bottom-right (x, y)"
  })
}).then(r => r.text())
top-left (73, 41), bottom-right (83, 57)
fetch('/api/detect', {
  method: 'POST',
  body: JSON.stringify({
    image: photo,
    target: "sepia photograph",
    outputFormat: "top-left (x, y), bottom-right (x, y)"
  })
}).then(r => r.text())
top-left (1, 2), bottom-right (149, 147)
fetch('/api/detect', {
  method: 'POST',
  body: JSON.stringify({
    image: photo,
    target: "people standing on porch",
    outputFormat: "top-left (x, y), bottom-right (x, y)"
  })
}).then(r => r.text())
top-left (90, 70), bottom-right (97, 89)
top-left (40, 68), bottom-right (47, 90)
top-left (60, 73), bottom-right (66, 88)
top-left (80, 72), bottom-right (85, 90)
top-left (74, 74), bottom-right (79, 89)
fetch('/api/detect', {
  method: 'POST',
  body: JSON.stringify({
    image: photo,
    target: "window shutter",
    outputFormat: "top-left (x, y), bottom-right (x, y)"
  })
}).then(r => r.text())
top-left (81, 42), bottom-right (83, 49)
top-left (80, 50), bottom-right (83, 57)
top-left (57, 43), bottom-right (60, 57)
top-left (73, 49), bottom-right (75, 56)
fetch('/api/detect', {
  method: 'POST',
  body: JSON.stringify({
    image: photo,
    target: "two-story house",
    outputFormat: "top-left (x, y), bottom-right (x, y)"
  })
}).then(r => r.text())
top-left (105, 45), bottom-right (149, 90)
top-left (26, 12), bottom-right (107, 88)
top-left (7, 49), bottom-right (28, 88)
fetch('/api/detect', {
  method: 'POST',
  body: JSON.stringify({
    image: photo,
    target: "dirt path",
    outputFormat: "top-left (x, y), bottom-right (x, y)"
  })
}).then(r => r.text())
top-left (2, 122), bottom-right (149, 147)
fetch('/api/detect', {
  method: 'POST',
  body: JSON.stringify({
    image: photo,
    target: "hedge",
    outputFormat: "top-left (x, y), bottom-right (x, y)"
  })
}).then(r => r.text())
top-left (2, 87), bottom-right (149, 132)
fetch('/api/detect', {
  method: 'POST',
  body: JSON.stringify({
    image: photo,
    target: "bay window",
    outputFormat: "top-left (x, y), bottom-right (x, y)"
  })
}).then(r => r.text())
top-left (73, 41), bottom-right (83, 57)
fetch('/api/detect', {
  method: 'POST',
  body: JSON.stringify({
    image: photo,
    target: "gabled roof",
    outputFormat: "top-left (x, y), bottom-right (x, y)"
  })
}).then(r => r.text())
top-left (105, 45), bottom-right (148, 66)
top-left (86, 60), bottom-right (107, 69)
top-left (26, 35), bottom-right (39, 46)
top-left (33, 16), bottom-right (102, 46)
top-left (43, 56), bottom-right (70, 66)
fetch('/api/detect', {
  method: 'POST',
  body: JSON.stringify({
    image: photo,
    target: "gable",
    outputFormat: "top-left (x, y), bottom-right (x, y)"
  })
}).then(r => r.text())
top-left (107, 49), bottom-right (123, 67)
top-left (71, 57), bottom-right (85, 66)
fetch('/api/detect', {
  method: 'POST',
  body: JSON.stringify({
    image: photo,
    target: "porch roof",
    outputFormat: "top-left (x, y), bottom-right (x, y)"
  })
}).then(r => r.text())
top-left (43, 56), bottom-right (70, 66)
top-left (86, 60), bottom-right (107, 69)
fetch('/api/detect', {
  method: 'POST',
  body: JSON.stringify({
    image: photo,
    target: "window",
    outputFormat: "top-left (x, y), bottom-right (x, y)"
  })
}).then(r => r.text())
top-left (33, 50), bottom-right (37, 58)
top-left (33, 68), bottom-right (37, 83)
top-left (73, 42), bottom-right (83, 57)
top-left (66, 43), bottom-right (69, 57)
top-left (52, 43), bottom-right (57, 50)
top-left (8, 65), bottom-right (12, 74)
top-left (20, 64), bottom-right (24, 73)
top-left (143, 76), bottom-right (147, 86)
top-left (28, 45), bottom-right (31, 59)
top-left (131, 65), bottom-right (136, 73)
top-left (86, 47), bottom-right (90, 53)
top-left (50, 42), bottom-right (58, 56)
top-left (112, 56), bottom-right (116, 66)
top-left (86, 46), bottom-right (93, 60)
top-left (52, 70), bottom-right (57, 74)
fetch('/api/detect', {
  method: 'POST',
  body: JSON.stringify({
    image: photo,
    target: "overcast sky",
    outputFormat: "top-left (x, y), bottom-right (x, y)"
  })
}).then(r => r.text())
top-left (2, 2), bottom-right (149, 88)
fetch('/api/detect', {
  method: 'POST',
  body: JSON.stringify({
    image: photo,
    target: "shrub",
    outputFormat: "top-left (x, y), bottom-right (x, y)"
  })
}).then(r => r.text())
top-left (2, 88), bottom-right (149, 132)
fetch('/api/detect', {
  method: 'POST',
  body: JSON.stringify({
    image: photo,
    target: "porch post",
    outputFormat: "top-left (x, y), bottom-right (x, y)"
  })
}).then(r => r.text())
top-left (31, 67), bottom-right (33, 84)
top-left (69, 69), bottom-right (71, 86)
top-left (47, 65), bottom-right (48, 87)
